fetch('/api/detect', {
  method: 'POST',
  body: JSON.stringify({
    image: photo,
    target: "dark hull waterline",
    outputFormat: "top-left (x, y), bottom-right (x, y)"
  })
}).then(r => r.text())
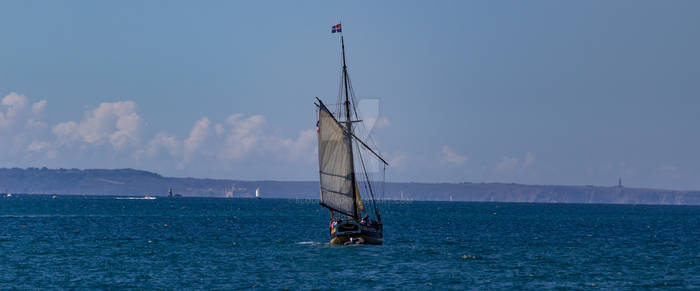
top-left (330, 220), bottom-right (383, 245)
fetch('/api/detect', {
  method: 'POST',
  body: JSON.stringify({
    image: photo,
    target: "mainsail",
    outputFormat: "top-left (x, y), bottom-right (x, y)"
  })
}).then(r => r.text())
top-left (317, 103), bottom-right (357, 216)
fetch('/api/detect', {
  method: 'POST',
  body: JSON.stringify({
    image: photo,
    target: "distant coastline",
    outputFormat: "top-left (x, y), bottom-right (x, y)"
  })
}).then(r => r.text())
top-left (2, 167), bottom-right (700, 205)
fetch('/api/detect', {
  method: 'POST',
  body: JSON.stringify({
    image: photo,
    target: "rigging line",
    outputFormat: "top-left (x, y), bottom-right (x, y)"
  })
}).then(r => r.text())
top-left (338, 40), bottom-right (380, 152)
top-left (346, 74), bottom-right (380, 150)
top-left (347, 74), bottom-right (361, 124)
top-left (319, 201), bottom-right (355, 217)
top-left (336, 67), bottom-right (344, 118)
top-left (342, 70), bottom-right (362, 132)
top-left (345, 129), bottom-right (389, 165)
top-left (382, 165), bottom-right (386, 201)
top-left (343, 69), bottom-right (359, 130)
top-left (354, 142), bottom-right (375, 216)
top-left (342, 56), bottom-right (378, 153)
top-left (356, 158), bottom-right (372, 218)
top-left (355, 138), bottom-right (380, 217)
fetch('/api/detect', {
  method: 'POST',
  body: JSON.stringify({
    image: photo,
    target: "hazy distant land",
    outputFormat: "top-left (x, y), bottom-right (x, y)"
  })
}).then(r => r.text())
top-left (1, 168), bottom-right (700, 205)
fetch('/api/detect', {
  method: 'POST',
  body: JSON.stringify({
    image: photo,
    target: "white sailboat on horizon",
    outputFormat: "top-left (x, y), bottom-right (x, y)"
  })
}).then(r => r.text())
top-left (255, 187), bottom-right (261, 199)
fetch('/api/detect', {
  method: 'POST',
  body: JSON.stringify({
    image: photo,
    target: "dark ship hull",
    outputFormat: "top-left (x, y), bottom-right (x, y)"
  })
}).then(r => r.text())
top-left (330, 220), bottom-right (383, 245)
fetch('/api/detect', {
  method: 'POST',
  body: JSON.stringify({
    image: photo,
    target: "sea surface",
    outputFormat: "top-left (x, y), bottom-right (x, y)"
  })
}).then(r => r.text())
top-left (1, 195), bottom-right (699, 289)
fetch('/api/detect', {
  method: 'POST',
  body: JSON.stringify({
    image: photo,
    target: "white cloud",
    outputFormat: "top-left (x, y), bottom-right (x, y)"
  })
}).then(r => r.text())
top-left (214, 123), bottom-right (225, 135)
top-left (221, 114), bottom-right (265, 160)
top-left (2, 92), bottom-right (28, 108)
top-left (1, 92), bottom-right (47, 131)
top-left (52, 121), bottom-right (80, 142)
top-left (27, 140), bottom-right (50, 152)
top-left (173, 114), bottom-right (316, 165)
top-left (183, 117), bottom-right (211, 162)
top-left (259, 128), bottom-right (315, 161)
top-left (52, 101), bottom-right (143, 150)
top-left (133, 132), bottom-right (181, 162)
top-left (26, 119), bottom-right (48, 130)
top-left (0, 93), bottom-right (51, 160)
top-left (0, 92), bottom-right (321, 178)
top-left (32, 100), bottom-right (47, 115)
top-left (149, 133), bottom-right (181, 157)
top-left (441, 145), bottom-right (468, 166)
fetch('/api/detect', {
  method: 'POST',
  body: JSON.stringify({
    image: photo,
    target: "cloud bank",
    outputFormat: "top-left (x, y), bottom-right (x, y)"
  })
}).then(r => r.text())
top-left (0, 92), bottom-right (315, 177)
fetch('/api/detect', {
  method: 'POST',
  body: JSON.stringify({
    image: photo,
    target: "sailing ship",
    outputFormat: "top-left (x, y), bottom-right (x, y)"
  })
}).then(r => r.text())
top-left (315, 26), bottom-right (388, 245)
top-left (255, 187), bottom-right (261, 199)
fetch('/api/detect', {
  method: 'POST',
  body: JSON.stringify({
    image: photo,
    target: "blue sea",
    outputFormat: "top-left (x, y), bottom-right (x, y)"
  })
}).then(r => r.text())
top-left (1, 195), bottom-right (699, 289)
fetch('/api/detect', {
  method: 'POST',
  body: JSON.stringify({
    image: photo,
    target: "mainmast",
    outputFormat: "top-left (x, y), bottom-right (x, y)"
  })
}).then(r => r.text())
top-left (341, 35), bottom-right (359, 219)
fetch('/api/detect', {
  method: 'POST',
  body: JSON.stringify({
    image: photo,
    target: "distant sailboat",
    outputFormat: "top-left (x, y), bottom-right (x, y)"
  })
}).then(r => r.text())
top-left (315, 25), bottom-right (388, 245)
top-left (255, 187), bottom-right (261, 199)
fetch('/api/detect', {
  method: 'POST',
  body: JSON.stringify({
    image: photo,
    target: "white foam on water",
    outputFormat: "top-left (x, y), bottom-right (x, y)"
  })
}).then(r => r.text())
top-left (115, 197), bottom-right (156, 200)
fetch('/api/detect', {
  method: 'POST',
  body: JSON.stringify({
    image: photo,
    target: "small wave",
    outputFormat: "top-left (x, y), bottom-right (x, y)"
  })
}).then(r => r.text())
top-left (115, 197), bottom-right (156, 200)
top-left (0, 214), bottom-right (111, 218)
top-left (460, 254), bottom-right (483, 260)
top-left (297, 241), bottom-right (321, 245)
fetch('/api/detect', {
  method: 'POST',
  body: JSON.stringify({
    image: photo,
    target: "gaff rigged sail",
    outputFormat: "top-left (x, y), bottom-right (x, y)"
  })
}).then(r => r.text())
top-left (317, 104), bottom-right (356, 216)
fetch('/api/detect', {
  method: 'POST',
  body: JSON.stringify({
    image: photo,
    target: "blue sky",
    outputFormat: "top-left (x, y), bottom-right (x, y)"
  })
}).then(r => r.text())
top-left (1, 1), bottom-right (699, 189)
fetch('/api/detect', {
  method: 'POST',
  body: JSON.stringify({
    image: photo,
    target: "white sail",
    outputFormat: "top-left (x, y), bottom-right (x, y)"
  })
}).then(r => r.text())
top-left (255, 187), bottom-right (260, 198)
top-left (317, 104), bottom-right (356, 216)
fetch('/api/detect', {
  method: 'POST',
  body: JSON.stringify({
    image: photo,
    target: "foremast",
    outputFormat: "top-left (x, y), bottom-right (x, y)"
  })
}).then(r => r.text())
top-left (340, 35), bottom-right (360, 219)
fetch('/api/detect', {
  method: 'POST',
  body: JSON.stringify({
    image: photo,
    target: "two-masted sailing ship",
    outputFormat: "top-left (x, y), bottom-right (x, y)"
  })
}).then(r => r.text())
top-left (315, 24), bottom-right (388, 245)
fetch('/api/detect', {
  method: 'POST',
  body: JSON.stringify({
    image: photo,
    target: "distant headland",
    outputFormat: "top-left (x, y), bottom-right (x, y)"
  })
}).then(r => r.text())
top-left (1, 167), bottom-right (700, 205)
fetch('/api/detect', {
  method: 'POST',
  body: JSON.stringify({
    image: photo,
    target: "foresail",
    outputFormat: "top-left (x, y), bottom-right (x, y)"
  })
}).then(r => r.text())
top-left (317, 104), bottom-right (355, 216)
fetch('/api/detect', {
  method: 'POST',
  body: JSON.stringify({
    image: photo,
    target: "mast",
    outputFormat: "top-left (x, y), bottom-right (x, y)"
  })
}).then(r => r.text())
top-left (341, 35), bottom-right (359, 219)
